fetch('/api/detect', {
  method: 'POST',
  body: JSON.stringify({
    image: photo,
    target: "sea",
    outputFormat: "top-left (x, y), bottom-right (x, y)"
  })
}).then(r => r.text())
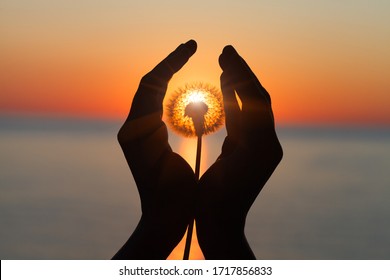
top-left (1, 116), bottom-right (389, 259)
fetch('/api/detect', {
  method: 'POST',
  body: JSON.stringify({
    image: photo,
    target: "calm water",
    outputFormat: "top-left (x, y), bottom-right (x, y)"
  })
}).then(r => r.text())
top-left (1, 116), bottom-right (390, 259)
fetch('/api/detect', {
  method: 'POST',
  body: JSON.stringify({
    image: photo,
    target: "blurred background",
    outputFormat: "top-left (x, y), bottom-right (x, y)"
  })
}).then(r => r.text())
top-left (1, 0), bottom-right (389, 259)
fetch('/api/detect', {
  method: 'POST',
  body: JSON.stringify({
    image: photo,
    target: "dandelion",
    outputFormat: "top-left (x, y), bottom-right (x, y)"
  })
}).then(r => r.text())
top-left (166, 82), bottom-right (224, 137)
top-left (166, 82), bottom-right (225, 259)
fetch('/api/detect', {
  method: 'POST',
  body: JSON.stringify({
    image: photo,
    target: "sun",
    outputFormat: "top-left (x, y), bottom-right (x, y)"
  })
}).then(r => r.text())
top-left (166, 82), bottom-right (225, 137)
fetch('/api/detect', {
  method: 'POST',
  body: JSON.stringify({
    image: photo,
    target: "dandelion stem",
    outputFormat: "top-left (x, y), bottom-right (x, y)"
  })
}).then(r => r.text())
top-left (183, 135), bottom-right (202, 260)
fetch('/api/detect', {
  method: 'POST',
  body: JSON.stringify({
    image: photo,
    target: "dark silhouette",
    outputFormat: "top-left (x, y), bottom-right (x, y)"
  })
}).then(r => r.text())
top-left (112, 40), bottom-right (283, 260)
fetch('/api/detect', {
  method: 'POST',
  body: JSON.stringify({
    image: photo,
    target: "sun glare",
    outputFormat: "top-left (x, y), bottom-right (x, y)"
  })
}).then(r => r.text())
top-left (186, 90), bottom-right (207, 104)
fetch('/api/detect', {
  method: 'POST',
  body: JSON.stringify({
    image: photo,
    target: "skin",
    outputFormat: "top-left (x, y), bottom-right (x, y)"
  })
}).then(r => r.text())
top-left (196, 45), bottom-right (283, 259)
top-left (112, 40), bottom-right (198, 259)
top-left (112, 40), bottom-right (283, 260)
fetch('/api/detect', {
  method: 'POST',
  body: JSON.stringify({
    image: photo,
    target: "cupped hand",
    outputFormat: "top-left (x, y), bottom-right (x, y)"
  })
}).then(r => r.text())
top-left (113, 40), bottom-right (198, 259)
top-left (196, 46), bottom-right (283, 259)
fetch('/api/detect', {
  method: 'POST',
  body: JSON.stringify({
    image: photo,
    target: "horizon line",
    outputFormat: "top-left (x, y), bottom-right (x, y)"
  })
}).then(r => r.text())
top-left (1, 111), bottom-right (390, 128)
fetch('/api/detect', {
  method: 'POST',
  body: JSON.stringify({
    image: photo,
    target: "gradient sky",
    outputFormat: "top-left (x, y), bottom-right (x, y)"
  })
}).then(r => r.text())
top-left (1, 0), bottom-right (389, 124)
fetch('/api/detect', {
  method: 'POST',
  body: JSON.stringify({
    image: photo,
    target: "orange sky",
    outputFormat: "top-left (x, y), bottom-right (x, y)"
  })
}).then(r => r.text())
top-left (1, 0), bottom-right (390, 125)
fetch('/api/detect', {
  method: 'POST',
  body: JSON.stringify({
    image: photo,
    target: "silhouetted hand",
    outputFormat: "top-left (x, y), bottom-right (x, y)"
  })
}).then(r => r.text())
top-left (112, 40), bottom-right (197, 259)
top-left (196, 46), bottom-right (283, 259)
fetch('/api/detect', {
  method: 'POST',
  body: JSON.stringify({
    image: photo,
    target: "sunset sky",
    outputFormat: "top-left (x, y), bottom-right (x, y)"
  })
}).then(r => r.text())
top-left (1, 0), bottom-right (389, 125)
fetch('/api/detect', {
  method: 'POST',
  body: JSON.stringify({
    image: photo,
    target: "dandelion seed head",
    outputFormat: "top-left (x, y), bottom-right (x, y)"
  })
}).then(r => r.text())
top-left (166, 82), bottom-right (225, 137)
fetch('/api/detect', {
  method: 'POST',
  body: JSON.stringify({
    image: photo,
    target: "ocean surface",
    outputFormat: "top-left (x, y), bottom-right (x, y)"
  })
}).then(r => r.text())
top-left (1, 116), bottom-right (390, 259)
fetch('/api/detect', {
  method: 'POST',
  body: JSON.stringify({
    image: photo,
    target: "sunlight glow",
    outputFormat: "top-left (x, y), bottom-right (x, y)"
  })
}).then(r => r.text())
top-left (167, 221), bottom-right (204, 260)
top-left (186, 90), bottom-right (207, 104)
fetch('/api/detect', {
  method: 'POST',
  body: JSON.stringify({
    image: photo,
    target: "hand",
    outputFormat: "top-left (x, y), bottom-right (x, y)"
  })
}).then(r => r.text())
top-left (112, 40), bottom-right (198, 259)
top-left (196, 46), bottom-right (283, 259)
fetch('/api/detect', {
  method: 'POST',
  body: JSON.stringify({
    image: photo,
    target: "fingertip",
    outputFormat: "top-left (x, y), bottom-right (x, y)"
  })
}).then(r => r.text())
top-left (222, 45), bottom-right (236, 55)
top-left (219, 45), bottom-right (237, 70)
top-left (184, 39), bottom-right (197, 56)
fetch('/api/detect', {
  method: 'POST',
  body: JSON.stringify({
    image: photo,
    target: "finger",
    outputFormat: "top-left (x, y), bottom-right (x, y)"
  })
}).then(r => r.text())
top-left (129, 40), bottom-right (197, 120)
top-left (219, 45), bottom-right (271, 106)
top-left (233, 51), bottom-right (271, 105)
top-left (220, 72), bottom-right (241, 141)
top-left (140, 39), bottom-right (197, 92)
top-left (219, 46), bottom-right (276, 135)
